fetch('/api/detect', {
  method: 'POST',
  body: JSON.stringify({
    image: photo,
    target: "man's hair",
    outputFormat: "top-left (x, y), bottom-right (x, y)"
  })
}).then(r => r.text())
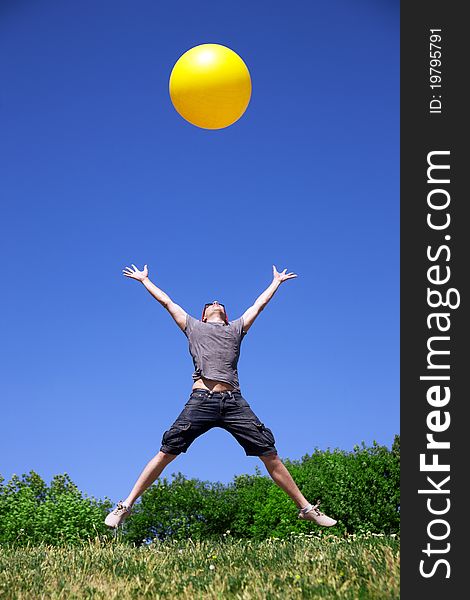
top-left (201, 304), bottom-right (229, 324)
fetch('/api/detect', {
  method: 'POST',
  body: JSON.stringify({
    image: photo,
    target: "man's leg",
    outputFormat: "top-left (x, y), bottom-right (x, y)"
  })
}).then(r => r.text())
top-left (259, 453), bottom-right (309, 509)
top-left (259, 453), bottom-right (338, 526)
top-left (122, 451), bottom-right (178, 507)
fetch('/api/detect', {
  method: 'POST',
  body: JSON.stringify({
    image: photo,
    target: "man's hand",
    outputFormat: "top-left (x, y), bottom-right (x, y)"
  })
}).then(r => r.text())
top-left (272, 265), bottom-right (297, 283)
top-left (122, 264), bottom-right (149, 282)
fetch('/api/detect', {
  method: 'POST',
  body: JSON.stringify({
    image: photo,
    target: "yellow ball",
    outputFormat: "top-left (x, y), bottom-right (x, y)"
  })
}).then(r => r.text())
top-left (169, 44), bottom-right (252, 130)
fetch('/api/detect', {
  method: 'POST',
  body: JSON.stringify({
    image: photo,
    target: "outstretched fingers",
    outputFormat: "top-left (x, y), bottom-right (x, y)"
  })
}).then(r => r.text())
top-left (273, 265), bottom-right (298, 280)
top-left (122, 263), bottom-right (148, 280)
top-left (122, 264), bottom-right (142, 278)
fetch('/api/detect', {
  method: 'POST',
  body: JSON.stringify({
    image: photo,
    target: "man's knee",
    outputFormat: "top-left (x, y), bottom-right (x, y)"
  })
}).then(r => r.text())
top-left (259, 451), bottom-right (280, 464)
top-left (159, 450), bottom-right (179, 462)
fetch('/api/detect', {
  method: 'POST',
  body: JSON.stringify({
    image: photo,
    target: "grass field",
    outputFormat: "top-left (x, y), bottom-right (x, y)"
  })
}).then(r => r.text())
top-left (0, 533), bottom-right (399, 599)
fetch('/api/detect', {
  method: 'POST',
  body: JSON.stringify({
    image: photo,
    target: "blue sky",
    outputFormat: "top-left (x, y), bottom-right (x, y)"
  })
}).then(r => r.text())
top-left (0, 0), bottom-right (399, 505)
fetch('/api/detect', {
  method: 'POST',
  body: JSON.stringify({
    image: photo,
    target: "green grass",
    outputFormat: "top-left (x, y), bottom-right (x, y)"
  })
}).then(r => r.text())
top-left (0, 533), bottom-right (399, 599)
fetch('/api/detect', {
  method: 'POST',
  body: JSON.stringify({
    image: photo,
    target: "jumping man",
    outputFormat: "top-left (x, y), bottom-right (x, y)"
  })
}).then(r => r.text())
top-left (105, 264), bottom-right (337, 528)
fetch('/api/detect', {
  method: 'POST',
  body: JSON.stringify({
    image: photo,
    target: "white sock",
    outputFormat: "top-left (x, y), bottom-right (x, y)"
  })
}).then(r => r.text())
top-left (300, 503), bottom-right (312, 513)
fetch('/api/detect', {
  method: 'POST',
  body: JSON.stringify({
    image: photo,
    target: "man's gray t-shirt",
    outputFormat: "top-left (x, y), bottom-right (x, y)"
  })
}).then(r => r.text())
top-left (183, 315), bottom-right (247, 391)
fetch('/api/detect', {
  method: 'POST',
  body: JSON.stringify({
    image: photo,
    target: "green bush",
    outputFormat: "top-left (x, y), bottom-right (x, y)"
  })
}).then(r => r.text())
top-left (116, 435), bottom-right (400, 545)
top-left (0, 436), bottom-right (399, 546)
top-left (0, 471), bottom-right (113, 546)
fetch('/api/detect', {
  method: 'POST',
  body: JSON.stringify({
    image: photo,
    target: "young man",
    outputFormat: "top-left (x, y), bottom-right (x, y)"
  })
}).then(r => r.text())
top-left (105, 264), bottom-right (336, 528)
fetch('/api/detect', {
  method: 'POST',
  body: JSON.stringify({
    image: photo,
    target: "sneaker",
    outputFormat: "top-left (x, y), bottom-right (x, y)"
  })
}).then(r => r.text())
top-left (105, 500), bottom-right (132, 528)
top-left (298, 501), bottom-right (337, 527)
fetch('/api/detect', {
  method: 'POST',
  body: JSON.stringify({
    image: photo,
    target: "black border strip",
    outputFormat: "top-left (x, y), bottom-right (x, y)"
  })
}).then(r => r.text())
top-left (401, 2), bottom-right (466, 597)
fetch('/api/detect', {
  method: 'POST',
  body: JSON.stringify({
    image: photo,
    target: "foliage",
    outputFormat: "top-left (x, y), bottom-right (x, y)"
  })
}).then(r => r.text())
top-left (0, 436), bottom-right (399, 547)
top-left (0, 471), bottom-right (113, 546)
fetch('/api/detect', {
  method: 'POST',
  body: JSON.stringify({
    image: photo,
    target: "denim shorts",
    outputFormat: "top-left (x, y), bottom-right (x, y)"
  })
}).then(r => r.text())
top-left (160, 389), bottom-right (277, 457)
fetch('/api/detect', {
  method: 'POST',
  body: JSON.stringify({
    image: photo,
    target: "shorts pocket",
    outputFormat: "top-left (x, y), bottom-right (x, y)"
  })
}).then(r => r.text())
top-left (162, 421), bottom-right (191, 448)
top-left (253, 421), bottom-right (275, 446)
top-left (186, 392), bottom-right (208, 406)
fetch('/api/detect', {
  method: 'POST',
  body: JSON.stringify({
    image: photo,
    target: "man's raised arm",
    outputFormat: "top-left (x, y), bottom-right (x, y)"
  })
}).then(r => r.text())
top-left (241, 265), bottom-right (297, 332)
top-left (122, 264), bottom-right (187, 331)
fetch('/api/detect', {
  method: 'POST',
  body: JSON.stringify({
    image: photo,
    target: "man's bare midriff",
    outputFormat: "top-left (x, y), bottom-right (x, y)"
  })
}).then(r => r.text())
top-left (192, 376), bottom-right (234, 392)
